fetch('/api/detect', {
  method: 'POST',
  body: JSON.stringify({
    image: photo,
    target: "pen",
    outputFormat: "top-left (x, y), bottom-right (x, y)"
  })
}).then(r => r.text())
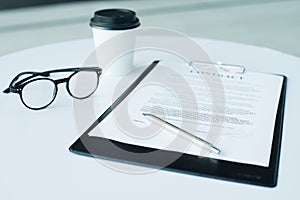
top-left (142, 113), bottom-right (221, 154)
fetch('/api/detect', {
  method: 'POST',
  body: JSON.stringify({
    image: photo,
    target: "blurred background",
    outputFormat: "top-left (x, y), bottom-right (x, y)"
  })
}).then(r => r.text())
top-left (0, 0), bottom-right (299, 57)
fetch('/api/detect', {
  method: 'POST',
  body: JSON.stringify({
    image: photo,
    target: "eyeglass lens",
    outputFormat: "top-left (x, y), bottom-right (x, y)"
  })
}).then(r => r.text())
top-left (22, 79), bottom-right (56, 109)
top-left (68, 71), bottom-right (99, 99)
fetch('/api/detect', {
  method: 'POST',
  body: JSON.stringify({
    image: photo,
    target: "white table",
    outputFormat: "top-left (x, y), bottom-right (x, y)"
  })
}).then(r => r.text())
top-left (0, 38), bottom-right (299, 199)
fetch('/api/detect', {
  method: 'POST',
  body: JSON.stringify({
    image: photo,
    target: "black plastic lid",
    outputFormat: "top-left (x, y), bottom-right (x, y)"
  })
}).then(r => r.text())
top-left (90, 9), bottom-right (140, 30)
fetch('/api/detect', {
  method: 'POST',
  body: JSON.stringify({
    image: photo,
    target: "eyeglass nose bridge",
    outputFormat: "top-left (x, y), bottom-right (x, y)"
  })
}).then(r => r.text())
top-left (54, 77), bottom-right (69, 84)
top-left (54, 77), bottom-right (77, 98)
top-left (54, 78), bottom-right (71, 97)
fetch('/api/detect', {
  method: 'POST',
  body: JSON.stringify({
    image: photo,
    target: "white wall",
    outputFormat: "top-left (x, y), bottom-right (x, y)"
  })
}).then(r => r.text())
top-left (0, 0), bottom-right (299, 57)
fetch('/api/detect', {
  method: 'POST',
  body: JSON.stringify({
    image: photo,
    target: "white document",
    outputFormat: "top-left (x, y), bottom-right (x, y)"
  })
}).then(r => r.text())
top-left (89, 61), bottom-right (284, 167)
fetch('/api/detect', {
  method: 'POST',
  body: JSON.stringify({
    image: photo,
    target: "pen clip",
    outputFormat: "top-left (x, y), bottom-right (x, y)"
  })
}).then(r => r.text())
top-left (189, 61), bottom-right (246, 74)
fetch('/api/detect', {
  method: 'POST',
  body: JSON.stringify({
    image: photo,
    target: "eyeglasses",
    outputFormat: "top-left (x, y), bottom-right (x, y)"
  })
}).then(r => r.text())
top-left (3, 67), bottom-right (102, 110)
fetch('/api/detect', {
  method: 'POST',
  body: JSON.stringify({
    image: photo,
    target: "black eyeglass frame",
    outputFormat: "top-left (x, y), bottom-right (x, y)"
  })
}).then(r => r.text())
top-left (3, 67), bottom-right (102, 110)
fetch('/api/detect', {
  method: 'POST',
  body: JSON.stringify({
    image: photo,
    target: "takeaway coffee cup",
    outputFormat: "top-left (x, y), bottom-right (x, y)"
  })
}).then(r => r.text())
top-left (90, 9), bottom-right (140, 75)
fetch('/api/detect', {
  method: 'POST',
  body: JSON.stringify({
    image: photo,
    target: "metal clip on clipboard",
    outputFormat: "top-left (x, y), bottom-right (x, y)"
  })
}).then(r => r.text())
top-left (189, 61), bottom-right (246, 74)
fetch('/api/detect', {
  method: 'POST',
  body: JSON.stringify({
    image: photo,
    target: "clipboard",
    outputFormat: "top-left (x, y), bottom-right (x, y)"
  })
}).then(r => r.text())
top-left (69, 60), bottom-right (287, 187)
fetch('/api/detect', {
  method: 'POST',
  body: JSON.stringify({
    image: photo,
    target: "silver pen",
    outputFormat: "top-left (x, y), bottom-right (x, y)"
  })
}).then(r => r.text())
top-left (143, 113), bottom-right (221, 154)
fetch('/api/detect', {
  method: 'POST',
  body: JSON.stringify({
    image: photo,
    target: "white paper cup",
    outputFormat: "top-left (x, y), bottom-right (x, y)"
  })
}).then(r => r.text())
top-left (90, 9), bottom-right (140, 76)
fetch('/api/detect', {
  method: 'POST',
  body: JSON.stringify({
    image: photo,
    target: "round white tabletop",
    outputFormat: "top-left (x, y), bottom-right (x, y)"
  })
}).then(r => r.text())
top-left (0, 38), bottom-right (299, 200)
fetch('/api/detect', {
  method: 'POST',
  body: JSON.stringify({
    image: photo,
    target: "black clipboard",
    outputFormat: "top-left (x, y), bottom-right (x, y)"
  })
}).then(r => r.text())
top-left (69, 60), bottom-right (287, 188)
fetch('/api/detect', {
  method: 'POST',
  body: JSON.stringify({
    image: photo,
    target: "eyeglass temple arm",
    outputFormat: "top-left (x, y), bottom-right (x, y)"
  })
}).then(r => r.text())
top-left (28, 67), bottom-right (100, 76)
top-left (3, 71), bottom-right (50, 93)
top-left (41, 67), bottom-right (100, 74)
